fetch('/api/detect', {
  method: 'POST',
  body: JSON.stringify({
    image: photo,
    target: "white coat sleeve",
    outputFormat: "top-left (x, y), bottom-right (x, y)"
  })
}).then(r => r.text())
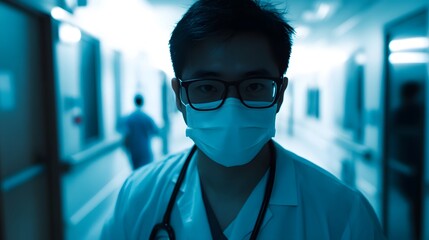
top-left (341, 192), bottom-right (386, 240)
top-left (100, 178), bottom-right (131, 240)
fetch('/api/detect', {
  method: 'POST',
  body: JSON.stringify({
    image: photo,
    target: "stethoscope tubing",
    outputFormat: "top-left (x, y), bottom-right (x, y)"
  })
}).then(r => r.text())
top-left (150, 141), bottom-right (276, 240)
top-left (249, 141), bottom-right (276, 239)
top-left (149, 146), bottom-right (197, 240)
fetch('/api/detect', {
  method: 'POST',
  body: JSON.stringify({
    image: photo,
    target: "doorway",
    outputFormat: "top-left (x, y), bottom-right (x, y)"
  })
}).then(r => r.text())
top-left (0, 1), bottom-right (62, 240)
top-left (383, 9), bottom-right (428, 240)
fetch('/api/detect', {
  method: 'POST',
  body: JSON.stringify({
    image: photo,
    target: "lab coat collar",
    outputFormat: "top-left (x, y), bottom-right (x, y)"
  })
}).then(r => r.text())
top-left (170, 141), bottom-right (298, 239)
top-left (269, 141), bottom-right (298, 206)
top-left (172, 141), bottom-right (298, 205)
top-left (224, 170), bottom-right (273, 239)
top-left (232, 141), bottom-right (298, 239)
top-left (171, 151), bottom-right (212, 239)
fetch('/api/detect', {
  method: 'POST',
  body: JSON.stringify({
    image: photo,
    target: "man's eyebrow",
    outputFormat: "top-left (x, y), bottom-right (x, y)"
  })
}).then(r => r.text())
top-left (188, 70), bottom-right (222, 78)
top-left (242, 69), bottom-right (275, 77)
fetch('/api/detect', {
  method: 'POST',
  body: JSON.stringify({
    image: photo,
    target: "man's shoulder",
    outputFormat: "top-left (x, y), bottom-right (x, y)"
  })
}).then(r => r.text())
top-left (122, 149), bottom-right (189, 196)
top-left (131, 149), bottom-right (188, 180)
top-left (275, 142), bottom-right (359, 201)
top-left (274, 143), bottom-right (385, 239)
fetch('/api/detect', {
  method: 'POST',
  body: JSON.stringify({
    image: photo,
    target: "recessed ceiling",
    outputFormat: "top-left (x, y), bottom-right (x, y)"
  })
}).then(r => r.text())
top-left (143, 0), bottom-right (379, 44)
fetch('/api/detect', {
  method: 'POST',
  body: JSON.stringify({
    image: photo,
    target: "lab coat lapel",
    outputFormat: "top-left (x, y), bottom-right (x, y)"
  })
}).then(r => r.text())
top-left (229, 141), bottom-right (299, 239)
top-left (169, 141), bottom-right (298, 239)
top-left (269, 141), bottom-right (298, 206)
top-left (225, 170), bottom-right (274, 240)
top-left (233, 205), bottom-right (274, 240)
top-left (172, 158), bottom-right (212, 239)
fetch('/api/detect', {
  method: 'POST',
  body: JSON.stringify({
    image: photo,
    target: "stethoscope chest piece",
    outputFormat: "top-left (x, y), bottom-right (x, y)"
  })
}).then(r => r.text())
top-left (150, 222), bottom-right (176, 240)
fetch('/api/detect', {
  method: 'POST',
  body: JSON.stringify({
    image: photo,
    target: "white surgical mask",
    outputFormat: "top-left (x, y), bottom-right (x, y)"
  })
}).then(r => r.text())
top-left (185, 98), bottom-right (276, 167)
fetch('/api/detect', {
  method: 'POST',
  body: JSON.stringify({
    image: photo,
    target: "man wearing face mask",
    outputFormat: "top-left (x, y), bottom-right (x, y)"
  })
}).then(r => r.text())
top-left (101, 0), bottom-right (385, 239)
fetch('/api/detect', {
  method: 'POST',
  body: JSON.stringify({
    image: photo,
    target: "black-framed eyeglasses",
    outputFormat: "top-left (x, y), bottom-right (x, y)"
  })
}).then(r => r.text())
top-left (178, 77), bottom-right (286, 111)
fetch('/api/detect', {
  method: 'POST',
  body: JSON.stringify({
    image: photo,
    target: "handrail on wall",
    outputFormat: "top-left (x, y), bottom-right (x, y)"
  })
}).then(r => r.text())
top-left (334, 135), bottom-right (372, 161)
top-left (61, 135), bottom-right (124, 173)
top-left (1, 164), bottom-right (45, 192)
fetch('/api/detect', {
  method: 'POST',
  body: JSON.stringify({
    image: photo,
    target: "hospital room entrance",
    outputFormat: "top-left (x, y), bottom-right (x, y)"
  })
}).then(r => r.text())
top-left (0, 2), bottom-right (62, 240)
top-left (383, 9), bottom-right (428, 240)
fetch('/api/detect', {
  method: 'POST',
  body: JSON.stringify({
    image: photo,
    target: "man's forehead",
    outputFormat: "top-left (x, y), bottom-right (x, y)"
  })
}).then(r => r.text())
top-left (181, 33), bottom-right (278, 79)
top-left (191, 32), bottom-right (271, 54)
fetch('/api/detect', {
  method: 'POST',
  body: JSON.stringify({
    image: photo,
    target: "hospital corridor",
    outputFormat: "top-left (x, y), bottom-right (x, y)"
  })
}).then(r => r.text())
top-left (0, 0), bottom-right (428, 239)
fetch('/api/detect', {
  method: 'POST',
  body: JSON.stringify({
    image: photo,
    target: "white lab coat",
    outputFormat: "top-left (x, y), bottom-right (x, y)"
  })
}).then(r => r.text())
top-left (101, 141), bottom-right (385, 239)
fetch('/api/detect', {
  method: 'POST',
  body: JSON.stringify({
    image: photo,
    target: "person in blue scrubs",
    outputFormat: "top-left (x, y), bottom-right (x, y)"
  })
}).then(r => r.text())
top-left (102, 0), bottom-right (385, 239)
top-left (123, 94), bottom-right (159, 170)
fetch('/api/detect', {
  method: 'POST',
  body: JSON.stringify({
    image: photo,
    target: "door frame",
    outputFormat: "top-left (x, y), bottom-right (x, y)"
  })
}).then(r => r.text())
top-left (382, 7), bottom-right (428, 238)
top-left (0, 1), bottom-right (63, 239)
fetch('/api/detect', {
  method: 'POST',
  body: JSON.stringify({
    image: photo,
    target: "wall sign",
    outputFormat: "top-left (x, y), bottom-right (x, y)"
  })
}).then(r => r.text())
top-left (0, 71), bottom-right (15, 111)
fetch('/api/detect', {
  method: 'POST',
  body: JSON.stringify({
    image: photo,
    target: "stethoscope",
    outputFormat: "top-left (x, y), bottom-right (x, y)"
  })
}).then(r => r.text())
top-left (149, 140), bottom-right (276, 240)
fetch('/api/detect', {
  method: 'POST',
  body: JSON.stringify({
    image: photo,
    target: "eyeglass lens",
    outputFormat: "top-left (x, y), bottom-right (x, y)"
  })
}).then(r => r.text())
top-left (181, 79), bottom-right (278, 110)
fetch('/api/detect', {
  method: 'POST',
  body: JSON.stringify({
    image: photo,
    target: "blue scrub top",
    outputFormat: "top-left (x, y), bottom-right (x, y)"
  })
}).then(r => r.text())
top-left (123, 109), bottom-right (158, 167)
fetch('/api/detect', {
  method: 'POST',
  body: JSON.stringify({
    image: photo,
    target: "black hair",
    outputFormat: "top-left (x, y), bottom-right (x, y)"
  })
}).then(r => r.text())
top-left (134, 94), bottom-right (144, 107)
top-left (169, 0), bottom-right (295, 78)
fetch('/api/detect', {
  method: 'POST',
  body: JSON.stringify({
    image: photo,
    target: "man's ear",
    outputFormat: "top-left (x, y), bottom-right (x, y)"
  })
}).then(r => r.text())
top-left (171, 78), bottom-right (183, 112)
top-left (276, 77), bottom-right (289, 113)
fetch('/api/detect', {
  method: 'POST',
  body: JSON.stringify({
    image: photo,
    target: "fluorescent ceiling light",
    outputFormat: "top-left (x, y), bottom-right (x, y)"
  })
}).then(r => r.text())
top-left (389, 37), bottom-right (429, 52)
top-left (389, 52), bottom-right (429, 64)
top-left (302, 2), bottom-right (335, 22)
top-left (59, 23), bottom-right (81, 44)
top-left (317, 3), bottom-right (331, 19)
top-left (334, 16), bottom-right (360, 37)
top-left (51, 7), bottom-right (70, 21)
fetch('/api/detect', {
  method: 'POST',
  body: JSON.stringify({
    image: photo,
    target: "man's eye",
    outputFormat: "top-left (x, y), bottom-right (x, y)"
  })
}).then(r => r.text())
top-left (197, 84), bottom-right (218, 93)
top-left (246, 83), bottom-right (265, 93)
